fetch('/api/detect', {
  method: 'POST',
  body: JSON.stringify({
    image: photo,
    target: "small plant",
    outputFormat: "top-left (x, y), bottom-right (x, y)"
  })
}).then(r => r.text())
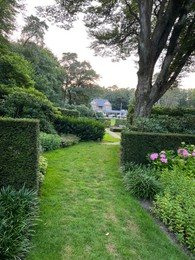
top-left (0, 186), bottom-right (39, 259)
top-left (60, 134), bottom-right (80, 147)
top-left (38, 155), bottom-right (48, 185)
top-left (122, 163), bottom-right (161, 199)
top-left (153, 168), bottom-right (195, 252)
top-left (40, 132), bottom-right (61, 151)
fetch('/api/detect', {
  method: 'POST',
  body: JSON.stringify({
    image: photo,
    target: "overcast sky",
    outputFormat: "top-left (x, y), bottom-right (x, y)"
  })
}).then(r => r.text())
top-left (15, 0), bottom-right (195, 89)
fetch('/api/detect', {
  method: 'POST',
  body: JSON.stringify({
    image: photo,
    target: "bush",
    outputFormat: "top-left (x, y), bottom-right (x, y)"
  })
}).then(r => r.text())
top-left (54, 116), bottom-right (105, 141)
top-left (64, 104), bottom-right (94, 118)
top-left (57, 107), bottom-right (80, 118)
top-left (127, 116), bottom-right (195, 134)
top-left (148, 143), bottom-right (195, 178)
top-left (0, 87), bottom-right (61, 133)
top-left (60, 134), bottom-right (80, 147)
top-left (153, 168), bottom-right (195, 252)
top-left (121, 131), bottom-right (195, 165)
top-left (0, 186), bottom-right (39, 259)
top-left (38, 155), bottom-right (48, 184)
top-left (40, 132), bottom-right (61, 151)
top-left (0, 118), bottom-right (39, 190)
top-left (122, 163), bottom-right (161, 199)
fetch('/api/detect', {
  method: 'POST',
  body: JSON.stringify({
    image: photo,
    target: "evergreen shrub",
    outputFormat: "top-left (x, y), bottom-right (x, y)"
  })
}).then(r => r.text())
top-left (0, 118), bottom-right (39, 190)
top-left (54, 116), bottom-right (105, 141)
top-left (58, 107), bottom-right (80, 118)
top-left (121, 131), bottom-right (195, 165)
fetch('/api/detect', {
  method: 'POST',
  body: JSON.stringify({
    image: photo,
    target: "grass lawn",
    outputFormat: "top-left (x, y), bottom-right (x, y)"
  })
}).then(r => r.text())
top-left (102, 132), bottom-right (120, 142)
top-left (28, 143), bottom-right (189, 260)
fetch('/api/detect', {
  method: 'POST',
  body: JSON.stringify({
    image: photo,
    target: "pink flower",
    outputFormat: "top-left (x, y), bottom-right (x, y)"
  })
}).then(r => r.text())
top-left (178, 148), bottom-right (189, 157)
top-left (177, 148), bottom-right (182, 154)
top-left (192, 152), bottom-right (195, 157)
top-left (160, 158), bottom-right (167, 163)
top-left (160, 154), bottom-right (166, 159)
top-left (182, 149), bottom-right (189, 157)
top-left (150, 153), bottom-right (158, 160)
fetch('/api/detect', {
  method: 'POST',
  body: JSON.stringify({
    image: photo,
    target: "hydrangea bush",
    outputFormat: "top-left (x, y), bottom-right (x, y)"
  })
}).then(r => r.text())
top-left (148, 142), bottom-right (195, 178)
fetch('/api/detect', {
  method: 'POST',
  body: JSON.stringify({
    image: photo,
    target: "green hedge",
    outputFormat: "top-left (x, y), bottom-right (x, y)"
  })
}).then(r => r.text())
top-left (121, 131), bottom-right (195, 165)
top-left (54, 116), bottom-right (105, 141)
top-left (128, 105), bottom-right (195, 119)
top-left (57, 108), bottom-right (80, 118)
top-left (0, 118), bottom-right (39, 190)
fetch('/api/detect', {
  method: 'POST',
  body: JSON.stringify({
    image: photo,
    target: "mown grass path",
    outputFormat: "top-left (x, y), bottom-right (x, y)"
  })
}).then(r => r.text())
top-left (28, 143), bottom-right (189, 260)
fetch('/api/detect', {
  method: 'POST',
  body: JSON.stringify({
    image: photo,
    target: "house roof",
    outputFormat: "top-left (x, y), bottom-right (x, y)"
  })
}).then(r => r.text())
top-left (92, 98), bottom-right (110, 106)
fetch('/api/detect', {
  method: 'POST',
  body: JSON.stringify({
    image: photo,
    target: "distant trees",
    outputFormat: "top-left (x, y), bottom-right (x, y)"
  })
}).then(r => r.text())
top-left (11, 42), bottom-right (65, 105)
top-left (38, 0), bottom-right (195, 117)
top-left (0, 0), bottom-right (24, 42)
top-left (21, 15), bottom-right (48, 46)
top-left (102, 85), bottom-right (135, 110)
top-left (60, 52), bottom-right (99, 105)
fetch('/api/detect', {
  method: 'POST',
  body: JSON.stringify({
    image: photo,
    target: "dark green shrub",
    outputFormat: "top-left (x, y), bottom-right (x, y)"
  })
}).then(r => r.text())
top-left (127, 116), bottom-right (195, 134)
top-left (121, 131), bottom-right (195, 165)
top-left (57, 107), bottom-right (80, 118)
top-left (153, 168), bottom-right (195, 252)
top-left (40, 132), bottom-right (61, 151)
top-left (98, 118), bottom-right (111, 128)
top-left (0, 87), bottom-right (60, 133)
top-left (0, 118), bottom-right (39, 190)
top-left (64, 104), bottom-right (94, 118)
top-left (0, 186), bottom-right (39, 259)
top-left (122, 164), bottom-right (161, 199)
top-left (54, 116), bottom-right (105, 141)
top-left (110, 126), bottom-right (123, 132)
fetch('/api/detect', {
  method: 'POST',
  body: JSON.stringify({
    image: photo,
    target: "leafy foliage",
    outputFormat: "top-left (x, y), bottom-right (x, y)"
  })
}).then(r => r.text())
top-left (10, 42), bottom-right (65, 105)
top-left (0, 186), bottom-right (39, 259)
top-left (60, 52), bottom-right (99, 105)
top-left (154, 169), bottom-right (195, 253)
top-left (40, 132), bottom-right (62, 151)
top-left (54, 116), bottom-right (105, 141)
top-left (122, 163), bottom-right (161, 200)
top-left (0, 48), bottom-right (34, 88)
top-left (0, 87), bottom-right (60, 133)
top-left (21, 15), bottom-right (48, 46)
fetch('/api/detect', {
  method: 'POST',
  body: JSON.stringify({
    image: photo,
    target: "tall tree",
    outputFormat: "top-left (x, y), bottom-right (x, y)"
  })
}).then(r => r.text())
top-left (21, 15), bottom-right (48, 46)
top-left (0, 0), bottom-right (24, 42)
top-left (11, 42), bottom-right (65, 105)
top-left (38, 0), bottom-right (195, 117)
top-left (61, 52), bottom-right (99, 105)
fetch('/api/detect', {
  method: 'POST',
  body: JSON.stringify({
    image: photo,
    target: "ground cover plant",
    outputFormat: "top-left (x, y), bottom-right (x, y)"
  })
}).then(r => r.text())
top-left (148, 143), bottom-right (195, 253)
top-left (0, 186), bottom-right (39, 259)
top-left (27, 143), bottom-right (188, 259)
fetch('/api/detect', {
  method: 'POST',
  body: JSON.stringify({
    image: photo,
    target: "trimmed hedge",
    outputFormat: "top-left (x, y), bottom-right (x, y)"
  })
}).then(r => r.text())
top-left (121, 131), bottom-right (195, 165)
top-left (54, 116), bottom-right (105, 141)
top-left (0, 118), bottom-right (39, 190)
top-left (57, 107), bottom-right (80, 118)
top-left (128, 105), bottom-right (195, 118)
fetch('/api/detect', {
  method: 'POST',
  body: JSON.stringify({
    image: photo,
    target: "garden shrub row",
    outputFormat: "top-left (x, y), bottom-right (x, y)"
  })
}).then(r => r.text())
top-left (0, 118), bottom-right (39, 190)
top-left (40, 132), bottom-right (80, 151)
top-left (127, 115), bottom-right (195, 134)
top-left (128, 105), bottom-right (195, 118)
top-left (121, 131), bottom-right (195, 165)
top-left (54, 116), bottom-right (105, 141)
top-left (57, 107), bottom-right (80, 118)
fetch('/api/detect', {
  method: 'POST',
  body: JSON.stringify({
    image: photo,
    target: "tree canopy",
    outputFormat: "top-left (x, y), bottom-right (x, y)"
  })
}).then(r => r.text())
top-left (38, 0), bottom-right (195, 117)
top-left (60, 52), bottom-right (99, 105)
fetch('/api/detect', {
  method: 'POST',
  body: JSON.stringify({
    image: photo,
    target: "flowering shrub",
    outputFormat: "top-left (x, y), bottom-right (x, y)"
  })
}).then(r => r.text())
top-left (149, 142), bottom-right (195, 178)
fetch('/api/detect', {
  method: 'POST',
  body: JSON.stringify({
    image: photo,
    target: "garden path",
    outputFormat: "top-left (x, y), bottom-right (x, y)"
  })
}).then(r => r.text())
top-left (28, 143), bottom-right (188, 260)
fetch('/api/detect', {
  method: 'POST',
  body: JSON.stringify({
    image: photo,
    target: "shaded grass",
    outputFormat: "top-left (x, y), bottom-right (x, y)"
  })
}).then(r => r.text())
top-left (28, 143), bottom-right (189, 260)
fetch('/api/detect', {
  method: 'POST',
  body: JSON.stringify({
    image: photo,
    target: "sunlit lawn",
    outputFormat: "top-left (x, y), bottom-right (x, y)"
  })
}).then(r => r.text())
top-left (28, 143), bottom-right (189, 260)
